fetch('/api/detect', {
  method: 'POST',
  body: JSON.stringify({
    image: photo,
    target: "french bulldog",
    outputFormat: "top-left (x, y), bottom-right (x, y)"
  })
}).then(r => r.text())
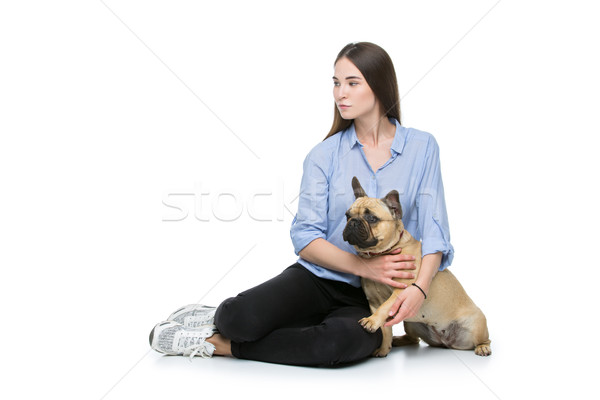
top-left (343, 177), bottom-right (491, 357)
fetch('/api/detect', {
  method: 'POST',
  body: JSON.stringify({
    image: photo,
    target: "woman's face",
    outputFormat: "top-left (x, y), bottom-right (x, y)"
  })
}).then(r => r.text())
top-left (333, 57), bottom-right (379, 121)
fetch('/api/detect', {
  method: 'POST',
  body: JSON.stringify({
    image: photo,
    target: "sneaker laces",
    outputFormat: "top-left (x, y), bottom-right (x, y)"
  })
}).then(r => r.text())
top-left (174, 331), bottom-right (216, 360)
top-left (185, 341), bottom-right (216, 360)
top-left (183, 314), bottom-right (214, 328)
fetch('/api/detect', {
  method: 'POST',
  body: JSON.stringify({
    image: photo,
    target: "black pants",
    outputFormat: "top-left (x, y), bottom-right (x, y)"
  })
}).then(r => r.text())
top-left (214, 263), bottom-right (382, 367)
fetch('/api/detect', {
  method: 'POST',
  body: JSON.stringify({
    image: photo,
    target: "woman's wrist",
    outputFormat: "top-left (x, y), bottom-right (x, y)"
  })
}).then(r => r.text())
top-left (415, 252), bottom-right (442, 294)
top-left (411, 283), bottom-right (427, 299)
top-left (352, 254), bottom-right (369, 279)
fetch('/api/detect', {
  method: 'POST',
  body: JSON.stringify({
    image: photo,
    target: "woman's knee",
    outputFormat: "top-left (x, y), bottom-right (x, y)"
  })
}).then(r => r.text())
top-left (214, 296), bottom-right (265, 343)
top-left (313, 317), bottom-right (382, 366)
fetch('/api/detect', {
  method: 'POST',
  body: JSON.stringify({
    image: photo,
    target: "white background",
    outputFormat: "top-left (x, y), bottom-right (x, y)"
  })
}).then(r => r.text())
top-left (1, 1), bottom-right (599, 399)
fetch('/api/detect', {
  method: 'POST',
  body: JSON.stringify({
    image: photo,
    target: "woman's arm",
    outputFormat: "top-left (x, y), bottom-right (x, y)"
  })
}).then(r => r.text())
top-left (381, 134), bottom-right (453, 326)
top-left (384, 251), bottom-right (442, 326)
top-left (415, 252), bottom-right (442, 294)
top-left (299, 238), bottom-right (417, 289)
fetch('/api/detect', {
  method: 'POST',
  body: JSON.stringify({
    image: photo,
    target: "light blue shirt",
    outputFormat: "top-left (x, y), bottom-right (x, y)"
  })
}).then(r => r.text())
top-left (290, 119), bottom-right (454, 287)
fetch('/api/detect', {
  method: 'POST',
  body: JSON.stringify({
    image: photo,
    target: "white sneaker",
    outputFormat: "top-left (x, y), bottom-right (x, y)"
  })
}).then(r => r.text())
top-left (149, 321), bottom-right (217, 359)
top-left (167, 304), bottom-right (217, 328)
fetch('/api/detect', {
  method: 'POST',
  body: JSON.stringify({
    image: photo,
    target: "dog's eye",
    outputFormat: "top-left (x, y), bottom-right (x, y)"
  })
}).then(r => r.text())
top-left (345, 211), bottom-right (351, 220)
top-left (365, 214), bottom-right (379, 224)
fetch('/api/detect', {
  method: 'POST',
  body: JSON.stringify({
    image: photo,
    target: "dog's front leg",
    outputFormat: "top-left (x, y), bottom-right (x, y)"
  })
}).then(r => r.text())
top-left (359, 288), bottom-right (404, 333)
top-left (372, 326), bottom-right (393, 357)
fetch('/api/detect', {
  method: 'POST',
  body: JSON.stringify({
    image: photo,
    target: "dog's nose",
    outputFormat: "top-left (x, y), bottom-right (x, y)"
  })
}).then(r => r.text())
top-left (343, 218), bottom-right (365, 244)
top-left (345, 218), bottom-right (363, 234)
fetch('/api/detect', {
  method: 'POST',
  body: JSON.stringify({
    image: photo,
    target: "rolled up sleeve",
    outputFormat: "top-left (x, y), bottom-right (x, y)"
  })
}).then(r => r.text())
top-left (416, 136), bottom-right (454, 270)
top-left (290, 152), bottom-right (330, 255)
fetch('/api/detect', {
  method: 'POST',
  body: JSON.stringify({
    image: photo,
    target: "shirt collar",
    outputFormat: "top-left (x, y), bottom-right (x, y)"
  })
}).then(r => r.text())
top-left (390, 118), bottom-right (406, 156)
top-left (342, 118), bottom-right (406, 156)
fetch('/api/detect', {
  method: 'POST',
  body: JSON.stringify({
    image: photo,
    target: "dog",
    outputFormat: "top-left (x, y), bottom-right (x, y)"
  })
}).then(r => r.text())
top-left (342, 177), bottom-right (491, 357)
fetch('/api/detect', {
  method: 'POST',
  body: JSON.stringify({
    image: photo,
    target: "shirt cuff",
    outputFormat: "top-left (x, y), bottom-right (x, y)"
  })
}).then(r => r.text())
top-left (421, 241), bottom-right (454, 271)
top-left (291, 230), bottom-right (326, 256)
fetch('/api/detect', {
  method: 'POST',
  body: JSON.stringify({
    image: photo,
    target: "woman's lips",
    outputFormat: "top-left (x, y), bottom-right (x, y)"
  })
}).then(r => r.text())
top-left (338, 104), bottom-right (351, 110)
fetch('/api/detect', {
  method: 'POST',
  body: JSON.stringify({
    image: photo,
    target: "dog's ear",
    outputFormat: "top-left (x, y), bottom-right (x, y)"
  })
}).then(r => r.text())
top-left (382, 190), bottom-right (402, 219)
top-left (351, 177), bottom-right (367, 199)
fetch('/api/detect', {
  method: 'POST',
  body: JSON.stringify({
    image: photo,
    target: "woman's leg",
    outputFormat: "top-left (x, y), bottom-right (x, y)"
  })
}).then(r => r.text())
top-left (231, 305), bottom-right (382, 367)
top-left (213, 263), bottom-right (382, 367)
top-left (214, 263), bottom-right (331, 343)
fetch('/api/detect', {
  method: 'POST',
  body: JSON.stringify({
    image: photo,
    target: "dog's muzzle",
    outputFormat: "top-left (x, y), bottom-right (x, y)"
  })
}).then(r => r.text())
top-left (343, 218), bottom-right (378, 248)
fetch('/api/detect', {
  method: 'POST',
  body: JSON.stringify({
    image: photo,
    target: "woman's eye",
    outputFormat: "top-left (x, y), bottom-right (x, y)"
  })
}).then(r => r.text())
top-left (349, 82), bottom-right (358, 86)
top-left (333, 81), bottom-right (340, 86)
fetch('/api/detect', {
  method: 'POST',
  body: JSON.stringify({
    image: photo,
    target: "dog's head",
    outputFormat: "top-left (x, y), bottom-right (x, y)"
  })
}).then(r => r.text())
top-left (342, 177), bottom-right (404, 255)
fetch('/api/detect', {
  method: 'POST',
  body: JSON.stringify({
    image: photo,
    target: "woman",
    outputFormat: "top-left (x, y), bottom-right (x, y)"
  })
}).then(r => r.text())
top-left (149, 42), bottom-right (454, 367)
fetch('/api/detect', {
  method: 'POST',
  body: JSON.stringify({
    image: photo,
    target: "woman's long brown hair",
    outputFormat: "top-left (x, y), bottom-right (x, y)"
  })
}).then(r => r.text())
top-left (324, 42), bottom-right (401, 140)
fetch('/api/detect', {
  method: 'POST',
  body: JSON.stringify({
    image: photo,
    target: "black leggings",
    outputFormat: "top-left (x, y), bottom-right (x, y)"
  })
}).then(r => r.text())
top-left (214, 263), bottom-right (382, 367)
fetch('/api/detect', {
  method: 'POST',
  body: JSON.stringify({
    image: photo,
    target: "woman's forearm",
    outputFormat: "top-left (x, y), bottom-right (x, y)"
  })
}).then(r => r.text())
top-left (298, 238), bottom-right (364, 276)
top-left (416, 252), bottom-right (442, 294)
top-left (299, 238), bottom-right (417, 286)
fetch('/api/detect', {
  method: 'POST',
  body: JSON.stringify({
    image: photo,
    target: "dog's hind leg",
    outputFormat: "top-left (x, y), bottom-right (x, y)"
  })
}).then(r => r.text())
top-left (471, 312), bottom-right (491, 356)
top-left (392, 334), bottom-right (420, 347)
top-left (446, 312), bottom-right (492, 356)
top-left (392, 321), bottom-right (427, 347)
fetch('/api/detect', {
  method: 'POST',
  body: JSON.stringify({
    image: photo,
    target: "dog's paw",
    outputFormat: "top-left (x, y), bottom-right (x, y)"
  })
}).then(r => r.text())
top-left (358, 317), bottom-right (380, 333)
top-left (372, 344), bottom-right (392, 357)
top-left (474, 343), bottom-right (492, 356)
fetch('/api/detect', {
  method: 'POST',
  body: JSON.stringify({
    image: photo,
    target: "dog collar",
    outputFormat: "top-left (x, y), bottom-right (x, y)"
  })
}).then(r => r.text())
top-left (363, 231), bottom-right (403, 257)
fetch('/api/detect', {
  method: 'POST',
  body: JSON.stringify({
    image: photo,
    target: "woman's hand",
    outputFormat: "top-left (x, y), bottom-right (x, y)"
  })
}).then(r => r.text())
top-left (384, 285), bottom-right (426, 326)
top-left (357, 248), bottom-right (416, 289)
top-left (383, 252), bottom-right (441, 326)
